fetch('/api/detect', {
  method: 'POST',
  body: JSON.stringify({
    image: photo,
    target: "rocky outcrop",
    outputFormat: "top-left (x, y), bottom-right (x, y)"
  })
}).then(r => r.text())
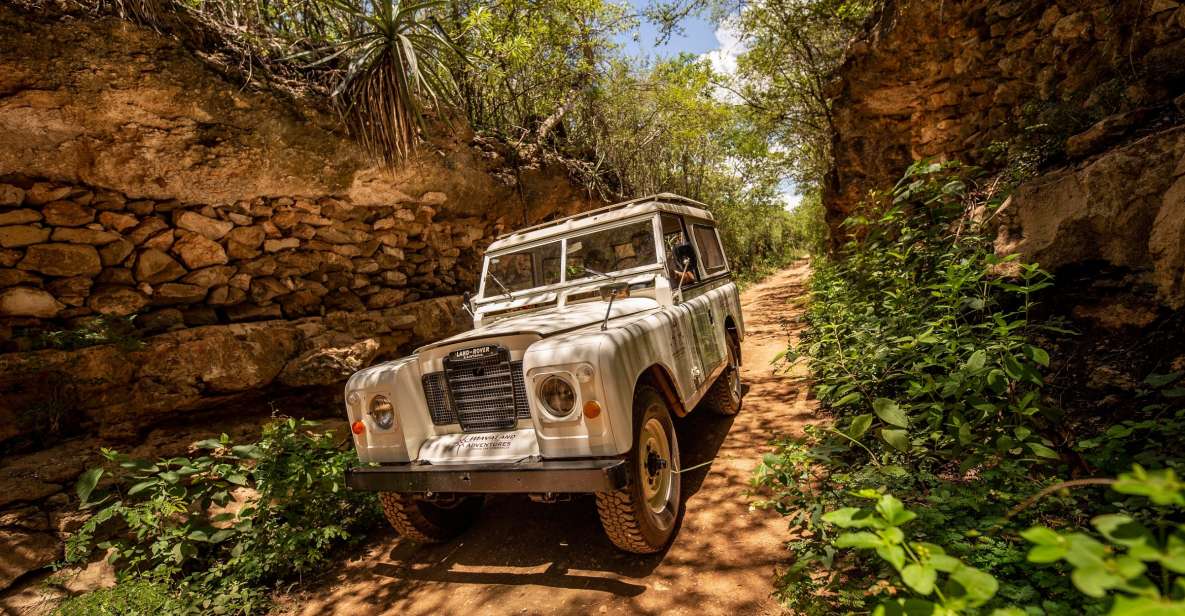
top-left (826, 0), bottom-right (1185, 307)
top-left (995, 125), bottom-right (1185, 308)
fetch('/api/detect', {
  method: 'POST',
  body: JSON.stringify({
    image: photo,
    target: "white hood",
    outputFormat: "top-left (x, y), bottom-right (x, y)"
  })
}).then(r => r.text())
top-left (421, 297), bottom-right (660, 350)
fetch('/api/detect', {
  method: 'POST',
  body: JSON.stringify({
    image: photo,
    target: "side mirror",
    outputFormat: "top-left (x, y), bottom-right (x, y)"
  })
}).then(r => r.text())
top-left (673, 243), bottom-right (697, 272)
top-left (461, 291), bottom-right (474, 317)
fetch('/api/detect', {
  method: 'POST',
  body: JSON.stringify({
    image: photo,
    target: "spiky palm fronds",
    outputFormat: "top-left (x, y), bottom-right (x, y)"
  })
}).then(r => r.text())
top-left (309, 0), bottom-right (464, 165)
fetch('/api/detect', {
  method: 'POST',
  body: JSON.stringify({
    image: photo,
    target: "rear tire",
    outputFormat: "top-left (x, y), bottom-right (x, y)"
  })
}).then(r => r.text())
top-left (703, 334), bottom-right (743, 416)
top-left (595, 386), bottom-right (682, 553)
top-left (378, 492), bottom-right (483, 543)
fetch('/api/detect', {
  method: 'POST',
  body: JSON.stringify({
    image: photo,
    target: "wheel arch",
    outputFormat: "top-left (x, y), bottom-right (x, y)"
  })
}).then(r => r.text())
top-left (723, 314), bottom-right (741, 364)
top-left (635, 363), bottom-right (689, 418)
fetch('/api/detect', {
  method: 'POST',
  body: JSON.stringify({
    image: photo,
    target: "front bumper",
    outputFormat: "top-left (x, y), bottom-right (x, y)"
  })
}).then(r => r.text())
top-left (346, 458), bottom-right (629, 494)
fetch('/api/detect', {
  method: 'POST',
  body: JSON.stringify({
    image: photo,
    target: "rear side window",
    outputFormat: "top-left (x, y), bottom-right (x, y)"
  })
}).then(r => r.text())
top-left (692, 224), bottom-right (727, 273)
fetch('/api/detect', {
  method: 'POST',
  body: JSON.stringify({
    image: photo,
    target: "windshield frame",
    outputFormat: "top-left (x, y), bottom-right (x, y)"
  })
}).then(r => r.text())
top-left (476, 213), bottom-right (664, 304)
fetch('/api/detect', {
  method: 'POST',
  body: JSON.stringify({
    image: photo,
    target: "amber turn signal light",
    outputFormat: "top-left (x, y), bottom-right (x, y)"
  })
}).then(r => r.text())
top-left (351, 420), bottom-right (365, 435)
top-left (583, 400), bottom-right (602, 419)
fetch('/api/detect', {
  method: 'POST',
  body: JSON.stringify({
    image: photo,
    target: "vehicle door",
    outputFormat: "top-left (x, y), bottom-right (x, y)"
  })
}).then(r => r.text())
top-left (659, 214), bottom-right (722, 395)
top-left (684, 221), bottom-right (729, 385)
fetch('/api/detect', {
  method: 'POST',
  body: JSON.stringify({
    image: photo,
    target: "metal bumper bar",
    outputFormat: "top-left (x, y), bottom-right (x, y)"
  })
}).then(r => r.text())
top-left (346, 458), bottom-right (630, 494)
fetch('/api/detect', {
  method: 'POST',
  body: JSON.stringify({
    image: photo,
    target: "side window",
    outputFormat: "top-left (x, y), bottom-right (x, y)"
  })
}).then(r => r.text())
top-left (660, 214), bottom-right (698, 284)
top-left (692, 224), bottom-right (727, 274)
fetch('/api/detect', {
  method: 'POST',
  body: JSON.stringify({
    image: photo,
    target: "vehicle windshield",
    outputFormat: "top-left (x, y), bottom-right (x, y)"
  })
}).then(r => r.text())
top-left (566, 219), bottom-right (657, 281)
top-left (481, 218), bottom-right (659, 299)
top-left (483, 241), bottom-right (561, 295)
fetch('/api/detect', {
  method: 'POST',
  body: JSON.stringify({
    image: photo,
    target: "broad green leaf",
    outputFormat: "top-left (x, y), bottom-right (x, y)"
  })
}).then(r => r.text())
top-left (947, 564), bottom-right (999, 607)
top-left (1026, 442), bottom-right (1059, 459)
top-left (1024, 344), bottom-right (1050, 367)
top-left (1144, 372), bottom-right (1183, 388)
top-left (1092, 515), bottom-right (1156, 550)
top-left (822, 507), bottom-right (884, 529)
top-left (1021, 525), bottom-right (1064, 546)
top-left (876, 495), bottom-right (917, 527)
top-left (877, 544), bottom-right (906, 571)
top-left (1070, 563), bottom-right (1125, 598)
top-left (1109, 595), bottom-right (1185, 616)
top-left (901, 563), bottom-right (937, 595)
top-left (76, 468), bottom-right (103, 506)
top-left (1114, 466), bottom-right (1185, 506)
top-left (847, 414), bottom-right (874, 439)
top-left (882, 428), bottom-right (911, 452)
top-left (835, 531), bottom-right (882, 549)
top-left (872, 599), bottom-right (945, 616)
top-left (834, 392), bottom-right (862, 407)
top-left (873, 398), bottom-right (909, 427)
top-left (966, 350), bottom-right (986, 371)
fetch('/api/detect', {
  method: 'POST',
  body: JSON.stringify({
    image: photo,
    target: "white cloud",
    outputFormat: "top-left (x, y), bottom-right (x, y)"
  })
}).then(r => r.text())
top-left (700, 17), bottom-right (745, 103)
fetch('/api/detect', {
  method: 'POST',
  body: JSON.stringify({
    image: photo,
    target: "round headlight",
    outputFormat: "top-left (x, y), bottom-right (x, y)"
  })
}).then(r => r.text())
top-left (369, 395), bottom-right (395, 429)
top-left (539, 376), bottom-right (576, 417)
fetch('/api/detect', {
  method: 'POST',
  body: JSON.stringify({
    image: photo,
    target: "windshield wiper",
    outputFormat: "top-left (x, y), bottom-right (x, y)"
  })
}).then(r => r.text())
top-left (486, 271), bottom-right (514, 299)
top-left (580, 266), bottom-right (614, 281)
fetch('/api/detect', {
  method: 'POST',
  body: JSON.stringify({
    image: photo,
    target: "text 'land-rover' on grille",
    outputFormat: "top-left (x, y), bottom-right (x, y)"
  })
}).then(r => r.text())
top-left (343, 194), bottom-right (745, 553)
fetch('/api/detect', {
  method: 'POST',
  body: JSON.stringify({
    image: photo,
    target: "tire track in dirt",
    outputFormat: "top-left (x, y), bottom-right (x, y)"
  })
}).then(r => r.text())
top-left (280, 261), bottom-right (817, 616)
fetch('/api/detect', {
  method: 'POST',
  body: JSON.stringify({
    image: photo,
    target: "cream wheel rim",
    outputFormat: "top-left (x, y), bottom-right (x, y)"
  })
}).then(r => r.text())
top-left (640, 417), bottom-right (673, 517)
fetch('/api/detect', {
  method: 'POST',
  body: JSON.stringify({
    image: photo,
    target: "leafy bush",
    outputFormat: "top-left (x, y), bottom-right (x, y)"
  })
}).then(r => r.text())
top-left (793, 160), bottom-right (1057, 467)
top-left (60, 419), bottom-right (379, 615)
top-left (755, 160), bottom-right (1185, 615)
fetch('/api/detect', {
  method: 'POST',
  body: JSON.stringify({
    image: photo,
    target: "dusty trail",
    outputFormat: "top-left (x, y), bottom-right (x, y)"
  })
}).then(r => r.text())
top-left (283, 262), bottom-right (818, 616)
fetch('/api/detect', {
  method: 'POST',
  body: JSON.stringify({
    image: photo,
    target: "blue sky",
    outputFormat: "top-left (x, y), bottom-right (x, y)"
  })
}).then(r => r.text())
top-left (613, 2), bottom-right (803, 210)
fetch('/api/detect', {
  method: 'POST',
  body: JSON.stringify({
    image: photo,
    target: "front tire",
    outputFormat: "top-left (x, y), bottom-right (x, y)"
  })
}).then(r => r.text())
top-left (703, 334), bottom-right (743, 416)
top-left (378, 492), bottom-right (483, 543)
top-left (596, 386), bottom-right (682, 553)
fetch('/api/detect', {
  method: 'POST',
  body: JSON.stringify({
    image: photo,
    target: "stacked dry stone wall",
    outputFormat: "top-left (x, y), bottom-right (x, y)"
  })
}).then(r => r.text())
top-left (0, 178), bottom-right (491, 347)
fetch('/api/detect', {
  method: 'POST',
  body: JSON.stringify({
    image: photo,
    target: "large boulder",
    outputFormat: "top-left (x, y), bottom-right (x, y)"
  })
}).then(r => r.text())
top-left (18, 243), bottom-right (102, 277)
top-left (0, 287), bottom-right (63, 317)
top-left (278, 338), bottom-right (380, 387)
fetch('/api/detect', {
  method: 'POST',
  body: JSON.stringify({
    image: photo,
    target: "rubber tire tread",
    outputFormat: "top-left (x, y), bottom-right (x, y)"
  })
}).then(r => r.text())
top-left (703, 334), bottom-right (742, 416)
top-left (379, 492), bottom-right (481, 543)
top-left (595, 386), bottom-right (680, 554)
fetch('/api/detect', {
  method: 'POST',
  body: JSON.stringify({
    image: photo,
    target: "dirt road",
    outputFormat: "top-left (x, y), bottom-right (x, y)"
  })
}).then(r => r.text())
top-left (284, 262), bottom-right (817, 616)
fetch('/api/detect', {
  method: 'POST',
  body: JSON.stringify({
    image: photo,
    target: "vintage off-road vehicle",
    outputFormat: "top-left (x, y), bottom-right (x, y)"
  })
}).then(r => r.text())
top-left (343, 193), bottom-right (744, 553)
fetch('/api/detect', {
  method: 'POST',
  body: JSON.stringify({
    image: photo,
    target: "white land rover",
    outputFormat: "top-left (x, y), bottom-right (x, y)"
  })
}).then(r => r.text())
top-left (343, 194), bottom-right (744, 553)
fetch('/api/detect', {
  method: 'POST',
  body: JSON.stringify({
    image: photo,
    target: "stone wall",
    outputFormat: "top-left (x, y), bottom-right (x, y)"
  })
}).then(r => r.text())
top-left (825, 0), bottom-right (1185, 307)
top-left (0, 178), bottom-right (489, 343)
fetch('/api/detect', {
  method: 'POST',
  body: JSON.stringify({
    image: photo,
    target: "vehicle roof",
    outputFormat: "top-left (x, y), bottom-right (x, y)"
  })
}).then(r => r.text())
top-left (487, 193), bottom-right (714, 253)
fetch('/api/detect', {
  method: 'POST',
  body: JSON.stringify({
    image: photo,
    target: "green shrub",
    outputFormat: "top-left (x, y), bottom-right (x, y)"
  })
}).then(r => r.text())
top-left (755, 160), bottom-right (1185, 615)
top-left (61, 418), bottom-right (379, 615)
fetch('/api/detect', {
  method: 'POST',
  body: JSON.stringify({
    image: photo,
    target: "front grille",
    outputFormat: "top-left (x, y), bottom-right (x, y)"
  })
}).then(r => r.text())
top-left (421, 347), bottom-right (530, 432)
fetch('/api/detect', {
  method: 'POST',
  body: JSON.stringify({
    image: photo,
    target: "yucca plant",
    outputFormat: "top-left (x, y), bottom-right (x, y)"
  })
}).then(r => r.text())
top-left (303, 0), bottom-right (465, 165)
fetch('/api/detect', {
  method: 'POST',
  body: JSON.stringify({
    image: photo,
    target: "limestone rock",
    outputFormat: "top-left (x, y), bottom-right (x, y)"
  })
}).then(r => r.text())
top-left (0, 184), bottom-right (24, 206)
top-left (18, 243), bottom-right (102, 276)
top-left (366, 288), bottom-right (407, 309)
top-left (43, 201), bottom-right (96, 227)
top-left (154, 283), bottom-right (208, 305)
top-left (279, 338), bottom-right (380, 387)
top-left (0, 270), bottom-right (42, 287)
top-left (88, 286), bottom-right (149, 316)
top-left (0, 209), bottom-right (41, 225)
top-left (264, 237), bottom-right (300, 252)
top-left (98, 211), bottom-right (138, 232)
top-left (135, 249), bottom-right (187, 284)
top-left (99, 238), bottom-right (135, 266)
top-left (227, 225), bottom-right (265, 248)
top-left (173, 233), bottom-right (228, 269)
top-left (51, 227), bottom-right (120, 245)
top-left (126, 217), bottom-right (169, 245)
top-left (0, 529), bottom-right (58, 590)
top-left (183, 265), bottom-right (235, 288)
top-left (0, 287), bottom-right (64, 317)
top-left (24, 183), bottom-right (72, 205)
top-left (0, 224), bottom-right (51, 248)
top-left (176, 211), bottom-right (233, 240)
